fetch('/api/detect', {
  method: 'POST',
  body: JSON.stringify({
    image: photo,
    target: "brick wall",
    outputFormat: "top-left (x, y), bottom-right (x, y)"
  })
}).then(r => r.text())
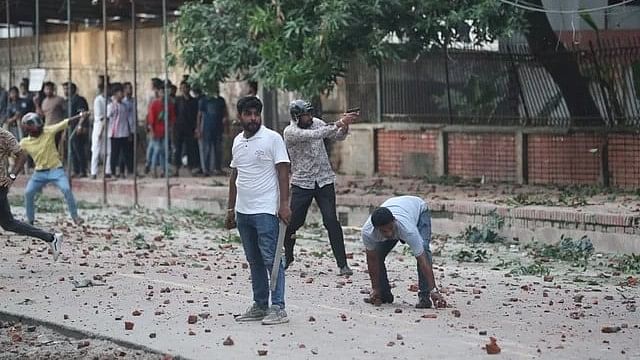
top-left (375, 127), bottom-right (640, 189)
top-left (528, 133), bottom-right (601, 185)
top-left (377, 130), bottom-right (438, 176)
top-left (608, 133), bottom-right (640, 189)
top-left (447, 133), bottom-right (517, 182)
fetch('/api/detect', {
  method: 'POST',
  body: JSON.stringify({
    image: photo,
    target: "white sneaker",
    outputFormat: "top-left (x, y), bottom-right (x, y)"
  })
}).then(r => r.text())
top-left (50, 233), bottom-right (63, 261)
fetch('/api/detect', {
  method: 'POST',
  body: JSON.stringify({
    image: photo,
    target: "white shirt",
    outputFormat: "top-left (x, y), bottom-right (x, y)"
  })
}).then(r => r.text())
top-left (92, 94), bottom-right (106, 142)
top-left (230, 125), bottom-right (290, 215)
top-left (362, 196), bottom-right (429, 256)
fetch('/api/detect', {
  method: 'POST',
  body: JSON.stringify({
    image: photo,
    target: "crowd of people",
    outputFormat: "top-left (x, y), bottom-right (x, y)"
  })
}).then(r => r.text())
top-left (0, 75), bottom-right (230, 179)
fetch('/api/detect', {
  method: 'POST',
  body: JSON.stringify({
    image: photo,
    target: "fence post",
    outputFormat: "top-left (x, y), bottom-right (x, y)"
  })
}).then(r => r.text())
top-left (437, 130), bottom-right (448, 177)
top-left (443, 42), bottom-right (453, 124)
top-left (507, 45), bottom-right (531, 126)
top-left (515, 130), bottom-right (528, 184)
top-left (375, 64), bottom-right (382, 123)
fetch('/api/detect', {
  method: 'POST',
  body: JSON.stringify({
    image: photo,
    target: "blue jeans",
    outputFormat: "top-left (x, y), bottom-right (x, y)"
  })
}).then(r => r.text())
top-left (24, 167), bottom-right (78, 223)
top-left (236, 212), bottom-right (285, 308)
top-left (149, 138), bottom-right (166, 171)
top-left (374, 210), bottom-right (432, 299)
top-left (200, 136), bottom-right (222, 174)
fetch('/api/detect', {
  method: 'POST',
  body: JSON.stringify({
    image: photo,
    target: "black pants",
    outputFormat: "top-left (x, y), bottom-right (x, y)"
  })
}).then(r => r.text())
top-left (110, 137), bottom-right (133, 175)
top-left (71, 134), bottom-right (88, 176)
top-left (174, 131), bottom-right (199, 170)
top-left (284, 183), bottom-right (347, 267)
top-left (0, 187), bottom-right (52, 242)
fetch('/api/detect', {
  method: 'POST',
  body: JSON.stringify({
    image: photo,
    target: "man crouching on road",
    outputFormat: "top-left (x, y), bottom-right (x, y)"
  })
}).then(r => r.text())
top-left (225, 96), bottom-right (292, 325)
top-left (362, 195), bottom-right (445, 308)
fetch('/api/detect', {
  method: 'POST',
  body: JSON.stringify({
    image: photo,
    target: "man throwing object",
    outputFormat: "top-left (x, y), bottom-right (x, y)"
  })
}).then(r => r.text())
top-left (20, 112), bottom-right (86, 226)
top-left (362, 196), bottom-right (445, 308)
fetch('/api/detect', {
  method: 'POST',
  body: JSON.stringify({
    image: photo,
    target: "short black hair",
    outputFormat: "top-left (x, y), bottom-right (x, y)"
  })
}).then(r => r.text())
top-left (237, 96), bottom-right (262, 114)
top-left (62, 82), bottom-right (77, 92)
top-left (110, 82), bottom-right (123, 94)
top-left (151, 78), bottom-right (163, 90)
top-left (371, 207), bottom-right (394, 227)
top-left (43, 81), bottom-right (55, 89)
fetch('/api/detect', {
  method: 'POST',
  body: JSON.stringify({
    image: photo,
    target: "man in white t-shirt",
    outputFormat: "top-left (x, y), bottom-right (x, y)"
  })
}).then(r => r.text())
top-left (90, 79), bottom-right (111, 179)
top-left (362, 196), bottom-right (446, 309)
top-left (225, 96), bottom-right (291, 325)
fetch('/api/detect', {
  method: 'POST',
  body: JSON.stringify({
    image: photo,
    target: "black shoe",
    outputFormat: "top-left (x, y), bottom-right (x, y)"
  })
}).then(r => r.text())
top-left (363, 292), bottom-right (394, 305)
top-left (284, 255), bottom-right (294, 270)
top-left (338, 265), bottom-right (353, 276)
top-left (416, 296), bottom-right (432, 309)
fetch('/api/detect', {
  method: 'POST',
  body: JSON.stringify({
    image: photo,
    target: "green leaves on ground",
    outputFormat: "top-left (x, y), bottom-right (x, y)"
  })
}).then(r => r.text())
top-left (458, 210), bottom-right (505, 243)
top-left (454, 248), bottom-right (488, 262)
top-left (526, 235), bottom-right (594, 266)
top-left (608, 253), bottom-right (640, 274)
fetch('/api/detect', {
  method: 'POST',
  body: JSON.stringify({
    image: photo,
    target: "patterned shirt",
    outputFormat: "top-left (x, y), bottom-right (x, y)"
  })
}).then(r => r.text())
top-left (0, 127), bottom-right (22, 187)
top-left (283, 117), bottom-right (348, 189)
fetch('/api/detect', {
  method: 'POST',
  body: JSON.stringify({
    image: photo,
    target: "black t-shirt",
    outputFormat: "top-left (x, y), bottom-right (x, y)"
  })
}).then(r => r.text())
top-left (175, 95), bottom-right (199, 133)
top-left (63, 95), bottom-right (90, 130)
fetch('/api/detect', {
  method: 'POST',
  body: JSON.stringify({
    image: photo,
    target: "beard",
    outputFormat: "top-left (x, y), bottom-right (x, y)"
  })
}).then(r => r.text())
top-left (242, 120), bottom-right (261, 135)
top-left (297, 120), bottom-right (312, 129)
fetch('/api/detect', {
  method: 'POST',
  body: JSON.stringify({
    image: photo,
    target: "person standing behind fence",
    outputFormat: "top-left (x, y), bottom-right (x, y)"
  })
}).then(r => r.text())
top-left (90, 77), bottom-right (111, 179)
top-left (3, 87), bottom-right (28, 140)
top-left (173, 80), bottom-right (199, 176)
top-left (123, 82), bottom-right (136, 174)
top-left (144, 78), bottom-right (163, 175)
top-left (62, 82), bottom-right (90, 178)
top-left (147, 82), bottom-right (175, 178)
top-left (196, 84), bottom-right (228, 176)
top-left (107, 83), bottom-right (134, 178)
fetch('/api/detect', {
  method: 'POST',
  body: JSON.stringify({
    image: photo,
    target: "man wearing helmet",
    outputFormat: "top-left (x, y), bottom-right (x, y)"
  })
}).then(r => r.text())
top-left (19, 112), bottom-right (86, 226)
top-left (283, 100), bottom-right (358, 276)
top-left (0, 125), bottom-right (63, 261)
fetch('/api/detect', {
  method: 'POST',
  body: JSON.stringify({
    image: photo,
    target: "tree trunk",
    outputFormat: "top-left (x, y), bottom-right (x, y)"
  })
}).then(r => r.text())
top-left (523, 1), bottom-right (603, 125)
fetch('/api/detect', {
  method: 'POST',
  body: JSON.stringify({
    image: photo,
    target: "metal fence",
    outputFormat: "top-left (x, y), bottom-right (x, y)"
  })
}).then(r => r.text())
top-left (346, 38), bottom-right (640, 127)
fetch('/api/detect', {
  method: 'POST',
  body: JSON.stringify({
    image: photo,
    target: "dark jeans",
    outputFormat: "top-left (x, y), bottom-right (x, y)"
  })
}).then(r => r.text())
top-left (374, 211), bottom-right (433, 299)
top-left (0, 187), bottom-right (53, 243)
top-left (71, 134), bottom-right (88, 176)
top-left (174, 131), bottom-right (199, 170)
top-left (200, 136), bottom-right (222, 173)
top-left (110, 137), bottom-right (133, 175)
top-left (284, 183), bottom-right (347, 268)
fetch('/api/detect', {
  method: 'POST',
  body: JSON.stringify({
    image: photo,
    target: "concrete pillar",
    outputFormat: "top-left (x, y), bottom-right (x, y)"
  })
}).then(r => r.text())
top-left (436, 130), bottom-right (448, 177)
top-left (515, 130), bottom-right (528, 184)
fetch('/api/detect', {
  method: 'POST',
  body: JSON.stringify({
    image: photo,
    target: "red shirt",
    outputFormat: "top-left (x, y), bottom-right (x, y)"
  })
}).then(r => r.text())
top-left (147, 98), bottom-right (176, 139)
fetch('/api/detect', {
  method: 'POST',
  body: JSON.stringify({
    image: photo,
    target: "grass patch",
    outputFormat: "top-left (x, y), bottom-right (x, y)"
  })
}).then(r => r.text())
top-left (453, 248), bottom-right (489, 263)
top-left (458, 210), bottom-right (505, 244)
top-left (526, 235), bottom-right (594, 267)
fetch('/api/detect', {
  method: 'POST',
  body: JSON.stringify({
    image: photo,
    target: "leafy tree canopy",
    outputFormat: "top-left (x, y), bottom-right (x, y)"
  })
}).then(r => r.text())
top-left (173, 0), bottom-right (523, 97)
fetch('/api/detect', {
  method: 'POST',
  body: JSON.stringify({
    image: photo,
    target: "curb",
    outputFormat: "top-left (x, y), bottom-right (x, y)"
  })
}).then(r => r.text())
top-left (0, 310), bottom-right (192, 360)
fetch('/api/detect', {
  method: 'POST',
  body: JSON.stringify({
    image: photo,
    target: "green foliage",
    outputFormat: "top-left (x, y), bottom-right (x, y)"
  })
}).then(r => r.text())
top-left (608, 253), bottom-right (640, 274)
top-left (526, 235), bottom-right (594, 266)
top-left (454, 248), bottom-right (488, 262)
top-left (510, 262), bottom-right (551, 276)
top-left (173, 0), bottom-right (523, 97)
top-left (162, 222), bottom-right (176, 240)
top-left (458, 210), bottom-right (505, 244)
top-left (130, 233), bottom-right (155, 250)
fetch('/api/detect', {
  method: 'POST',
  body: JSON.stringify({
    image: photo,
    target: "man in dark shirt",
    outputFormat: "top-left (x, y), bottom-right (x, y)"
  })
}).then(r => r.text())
top-left (62, 82), bottom-right (90, 177)
top-left (3, 87), bottom-right (29, 140)
top-left (174, 80), bottom-right (199, 175)
top-left (196, 84), bottom-right (228, 176)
